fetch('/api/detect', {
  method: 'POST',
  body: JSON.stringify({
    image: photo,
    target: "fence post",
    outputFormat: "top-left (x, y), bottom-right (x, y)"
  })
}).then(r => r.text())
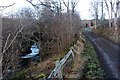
top-left (48, 49), bottom-right (75, 79)
top-left (55, 60), bottom-right (59, 67)
top-left (71, 50), bottom-right (74, 59)
top-left (55, 60), bottom-right (63, 78)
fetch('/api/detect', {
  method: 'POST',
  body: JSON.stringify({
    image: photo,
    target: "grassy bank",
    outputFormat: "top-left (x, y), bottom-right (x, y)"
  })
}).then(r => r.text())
top-left (93, 27), bottom-right (119, 44)
top-left (13, 33), bottom-right (105, 79)
top-left (13, 34), bottom-right (80, 79)
top-left (81, 40), bottom-right (105, 79)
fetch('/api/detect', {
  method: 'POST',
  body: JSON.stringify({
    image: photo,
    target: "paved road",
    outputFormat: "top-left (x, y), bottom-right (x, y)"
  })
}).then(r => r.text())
top-left (84, 32), bottom-right (120, 79)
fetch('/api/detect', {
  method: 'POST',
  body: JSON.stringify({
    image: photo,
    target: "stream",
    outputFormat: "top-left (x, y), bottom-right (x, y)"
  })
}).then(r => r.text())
top-left (19, 43), bottom-right (40, 67)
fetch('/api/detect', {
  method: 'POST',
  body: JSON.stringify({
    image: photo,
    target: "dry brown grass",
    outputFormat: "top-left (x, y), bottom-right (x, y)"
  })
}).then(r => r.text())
top-left (93, 27), bottom-right (120, 43)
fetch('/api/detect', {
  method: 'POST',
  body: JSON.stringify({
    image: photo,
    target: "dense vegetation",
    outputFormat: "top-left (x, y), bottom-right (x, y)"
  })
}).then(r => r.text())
top-left (12, 34), bottom-right (80, 79)
top-left (1, 0), bottom-right (119, 79)
top-left (1, 0), bottom-right (82, 78)
top-left (93, 27), bottom-right (120, 43)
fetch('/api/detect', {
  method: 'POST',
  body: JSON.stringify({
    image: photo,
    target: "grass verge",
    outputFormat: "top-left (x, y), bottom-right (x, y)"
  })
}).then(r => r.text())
top-left (81, 40), bottom-right (105, 79)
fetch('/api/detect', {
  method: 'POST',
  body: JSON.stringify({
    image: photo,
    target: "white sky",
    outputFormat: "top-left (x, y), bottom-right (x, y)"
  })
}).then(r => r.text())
top-left (0, 0), bottom-right (91, 19)
top-left (76, 0), bottom-right (91, 19)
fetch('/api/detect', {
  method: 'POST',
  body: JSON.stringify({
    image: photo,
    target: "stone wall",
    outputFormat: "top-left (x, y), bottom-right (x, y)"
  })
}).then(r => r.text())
top-left (0, 18), bottom-right (3, 79)
top-left (0, 18), bottom-right (2, 55)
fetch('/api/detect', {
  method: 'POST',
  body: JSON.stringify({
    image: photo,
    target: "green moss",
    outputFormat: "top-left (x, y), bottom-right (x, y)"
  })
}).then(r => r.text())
top-left (37, 73), bottom-right (46, 79)
top-left (54, 58), bottom-right (60, 61)
top-left (13, 70), bottom-right (26, 79)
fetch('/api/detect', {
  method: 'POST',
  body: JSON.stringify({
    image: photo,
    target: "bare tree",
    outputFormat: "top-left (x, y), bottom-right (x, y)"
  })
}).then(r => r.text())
top-left (90, 0), bottom-right (100, 28)
top-left (105, 0), bottom-right (119, 28)
top-left (114, 0), bottom-right (119, 28)
top-left (100, 0), bottom-right (107, 27)
top-left (101, 0), bottom-right (104, 20)
top-left (71, 0), bottom-right (80, 15)
top-left (25, 0), bottom-right (81, 60)
top-left (104, 0), bottom-right (111, 27)
top-left (0, 3), bottom-right (15, 79)
top-left (0, 19), bottom-right (24, 79)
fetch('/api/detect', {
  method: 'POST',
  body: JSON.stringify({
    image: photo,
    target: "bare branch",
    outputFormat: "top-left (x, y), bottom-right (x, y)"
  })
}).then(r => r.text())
top-left (0, 20), bottom-right (24, 56)
top-left (71, 0), bottom-right (80, 9)
top-left (26, 0), bottom-right (36, 7)
top-left (1, 26), bottom-right (24, 56)
top-left (62, 0), bottom-right (68, 8)
top-left (26, 0), bottom-right (54, 12)
top-left (2, 34), bottom-right (11, 52)
top-left (0, 3), bottom-right (15, 11)
top-left (0, 3), bottom-right (15, 8)
top-left (22, 36), bottom-right (37, 43)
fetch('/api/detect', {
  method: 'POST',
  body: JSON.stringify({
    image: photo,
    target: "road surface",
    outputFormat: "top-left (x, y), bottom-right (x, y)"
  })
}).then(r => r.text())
top-left (84, 32), bottom-right (120, 79)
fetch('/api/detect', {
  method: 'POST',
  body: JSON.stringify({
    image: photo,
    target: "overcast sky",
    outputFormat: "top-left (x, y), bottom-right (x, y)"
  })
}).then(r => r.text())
top-left (0, 0), bottom-right (91, 19)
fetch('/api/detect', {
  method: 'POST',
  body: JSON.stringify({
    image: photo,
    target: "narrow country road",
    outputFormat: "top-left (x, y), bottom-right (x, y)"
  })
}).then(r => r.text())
top-left (84, 32), bottom-right (120, 79)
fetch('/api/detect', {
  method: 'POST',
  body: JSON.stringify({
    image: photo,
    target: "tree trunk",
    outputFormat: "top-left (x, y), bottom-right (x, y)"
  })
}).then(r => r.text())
top-left (105, 0), bottom-right (112, 27)
top-left (114, 0), bottom-right (119, 28)
top-left (110, 1), bottom-right (113, 27)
